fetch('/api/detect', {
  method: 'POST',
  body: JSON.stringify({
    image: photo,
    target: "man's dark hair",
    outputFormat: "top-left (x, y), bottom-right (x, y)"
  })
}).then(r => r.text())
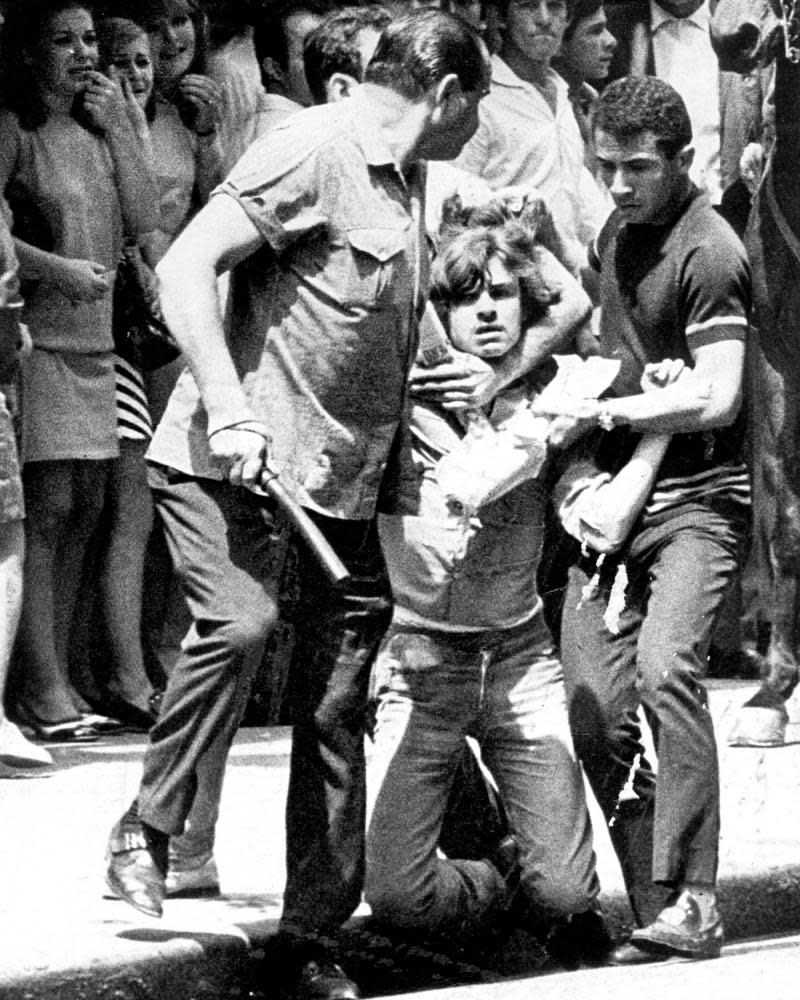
top-left (365, 8), bottom-right (486, 99)
top-left (303, 4), bottom-right (391, 105)
top-left (562, 0), bottom-right (603, 42)
top-left (593, 76), bottom-right (692, 158)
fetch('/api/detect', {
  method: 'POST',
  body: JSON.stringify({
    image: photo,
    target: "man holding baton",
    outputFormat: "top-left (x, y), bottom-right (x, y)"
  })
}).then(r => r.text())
top-left (104, 10), bottom-right (490, 999)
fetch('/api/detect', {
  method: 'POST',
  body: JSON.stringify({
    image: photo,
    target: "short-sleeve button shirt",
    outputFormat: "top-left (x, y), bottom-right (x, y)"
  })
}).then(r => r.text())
top-left (148, 96), bottom-right (428, 520)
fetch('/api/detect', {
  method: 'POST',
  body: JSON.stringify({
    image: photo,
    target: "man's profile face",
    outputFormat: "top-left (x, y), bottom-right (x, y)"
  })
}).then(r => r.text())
top-left (595, 128), bottom-right (690, 225)
top-left (447, 255), bottom-right (523, 359)
top-left (504, 0), bottom-right (569, 66)
top-left (559, 8), bottom-right (617, 83)
top-left (424, 49), bottom-right (491, 160)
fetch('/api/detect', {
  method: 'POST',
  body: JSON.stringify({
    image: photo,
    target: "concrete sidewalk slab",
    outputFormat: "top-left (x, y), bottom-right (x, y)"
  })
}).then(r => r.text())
top-left (1, 681), bottom-right (799, 999)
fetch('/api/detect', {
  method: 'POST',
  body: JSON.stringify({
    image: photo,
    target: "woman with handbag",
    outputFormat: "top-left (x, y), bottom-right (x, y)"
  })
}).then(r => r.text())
top-left (0, 0), bottom-right (157, 741)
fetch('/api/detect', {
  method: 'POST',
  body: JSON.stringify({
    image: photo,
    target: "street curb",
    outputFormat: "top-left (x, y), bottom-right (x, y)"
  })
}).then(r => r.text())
top-left (4, 868), bottom-right (800, 1000)
top-left (0, 927), bottom-right (252, 1000)
top-left (3, 686), bottom-right (799, 1000)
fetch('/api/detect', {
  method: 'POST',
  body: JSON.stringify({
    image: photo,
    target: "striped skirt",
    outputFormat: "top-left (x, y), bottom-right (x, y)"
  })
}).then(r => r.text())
top-left (114, 355), bottom-right (153, 441)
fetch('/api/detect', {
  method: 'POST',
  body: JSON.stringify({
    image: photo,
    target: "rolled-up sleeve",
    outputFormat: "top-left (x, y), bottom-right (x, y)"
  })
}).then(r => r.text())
top-left (211, 129), bottom-right (329, 254)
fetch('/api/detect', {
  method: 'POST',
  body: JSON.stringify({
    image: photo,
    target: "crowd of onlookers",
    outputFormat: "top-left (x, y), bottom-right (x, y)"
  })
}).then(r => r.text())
top-left (0, 0), bottom-right (767, 766)
top-left (0, 0), bottom-right (781, 989)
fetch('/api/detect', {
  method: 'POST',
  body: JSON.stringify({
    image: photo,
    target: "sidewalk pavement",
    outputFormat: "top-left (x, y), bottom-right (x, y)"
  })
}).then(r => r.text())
top-left (1, 679), bottom-right (800, 1000)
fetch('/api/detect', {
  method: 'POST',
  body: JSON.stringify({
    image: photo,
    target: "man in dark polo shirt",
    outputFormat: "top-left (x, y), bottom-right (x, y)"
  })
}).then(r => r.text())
top-left (540, 76), bottom-right (751, 963)
top-left (104, 11), bottom-right (491, 998)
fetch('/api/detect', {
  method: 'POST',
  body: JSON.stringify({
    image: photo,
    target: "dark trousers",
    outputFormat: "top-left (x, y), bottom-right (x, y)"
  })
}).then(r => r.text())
top-left (138, 466), bottom-right (392, 935)
top-left (560, 503), bottom-right (747, 907)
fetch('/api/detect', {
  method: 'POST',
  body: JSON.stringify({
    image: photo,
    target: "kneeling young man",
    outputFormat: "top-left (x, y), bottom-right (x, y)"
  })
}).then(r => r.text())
top-left (364, 215), bottom-right (606, 960)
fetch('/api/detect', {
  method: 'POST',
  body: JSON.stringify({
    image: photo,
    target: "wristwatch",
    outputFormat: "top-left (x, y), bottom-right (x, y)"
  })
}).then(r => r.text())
top-left (596, 404), bottom-right (616, 432)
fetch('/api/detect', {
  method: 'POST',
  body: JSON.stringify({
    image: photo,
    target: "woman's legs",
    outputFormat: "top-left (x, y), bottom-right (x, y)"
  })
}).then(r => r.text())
top-left (16, 459), bottom-right (110, 721)
top-left (99, 440), bottom-right (155, 714)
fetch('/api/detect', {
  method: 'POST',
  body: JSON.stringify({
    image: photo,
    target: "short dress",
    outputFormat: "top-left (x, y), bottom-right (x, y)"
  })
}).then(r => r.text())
top-left (0, 110), bottom-right (125, 464)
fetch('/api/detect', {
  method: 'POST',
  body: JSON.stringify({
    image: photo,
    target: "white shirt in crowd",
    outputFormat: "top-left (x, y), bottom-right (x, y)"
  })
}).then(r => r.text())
top-left (650, 0), bottom-right (722, 203)
top-left (453, 54), bottom-right (608, 270)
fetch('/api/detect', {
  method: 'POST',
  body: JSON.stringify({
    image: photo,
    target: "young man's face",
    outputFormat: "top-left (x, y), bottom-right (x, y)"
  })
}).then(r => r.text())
top-left (595, 128), bottom-right (691, 225)
top-left (504, 0), bottom-right (569, 67)
top-left (448, 256), bottom-right (523, 359)
top-left (559, 7), bottom-right (616, 82)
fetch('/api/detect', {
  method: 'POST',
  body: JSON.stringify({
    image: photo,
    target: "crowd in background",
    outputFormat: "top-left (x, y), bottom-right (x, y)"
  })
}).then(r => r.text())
top-left (0, 0), bottom-right (780, 990)
top-left (0, 0), bottom-right (767, 762)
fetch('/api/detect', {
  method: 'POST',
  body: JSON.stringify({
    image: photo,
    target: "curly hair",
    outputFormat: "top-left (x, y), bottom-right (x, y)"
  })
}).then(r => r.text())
top-left (431, 205), bottom-right (559, 333)
top-left (593, 75), bottom-right (692, 158)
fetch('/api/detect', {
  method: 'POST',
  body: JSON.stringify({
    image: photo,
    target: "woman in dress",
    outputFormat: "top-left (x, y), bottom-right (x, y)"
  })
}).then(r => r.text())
top-left (0, 0), bottom-right (157, 741)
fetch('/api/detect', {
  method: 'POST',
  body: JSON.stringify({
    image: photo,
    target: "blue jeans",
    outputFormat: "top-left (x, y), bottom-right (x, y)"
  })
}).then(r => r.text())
top-left (138, 466), bottom-right (392, 934)
top-left (365, 621), bottom-right (599, 935)
top-left (560, 502), bottom-right (748, 892)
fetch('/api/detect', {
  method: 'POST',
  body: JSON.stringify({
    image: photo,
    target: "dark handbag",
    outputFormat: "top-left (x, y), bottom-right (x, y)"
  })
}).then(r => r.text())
top-left (112, 244), bottom-right (180, 371)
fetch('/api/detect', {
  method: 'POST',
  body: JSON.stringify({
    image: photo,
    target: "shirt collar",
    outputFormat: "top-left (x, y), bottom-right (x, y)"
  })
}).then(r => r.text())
top-left (650, 0), bottom-right (710, 33)
top-left (491, 53), bottom-right (568, 99)
top-left (346, 92), bottom-right (398, 169)
top-left (625, 182), bottom-right (701, 235)
top-left (344, 92), bottom-right (427, 197)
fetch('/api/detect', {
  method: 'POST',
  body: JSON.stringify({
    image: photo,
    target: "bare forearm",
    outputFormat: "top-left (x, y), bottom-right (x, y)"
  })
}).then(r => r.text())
top-left (588, 434), bottom-right (671, 546)
top-left (561, 432), bottom-right (671, 553)
top-left (14, 240), bottom-right (67, 284)
top-left (156, 255), bottom-right (253, 432)
top-left (601, 378), bottom-right (741, 433)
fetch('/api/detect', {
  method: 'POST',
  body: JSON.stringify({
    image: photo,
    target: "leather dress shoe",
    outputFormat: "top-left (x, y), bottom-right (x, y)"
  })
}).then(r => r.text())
top-left (630, 891), bottom-right (724, 959)
top-left (105, 811), bottom-right (168, 918)
top-left (287, 957), bottom-right (361, 1000)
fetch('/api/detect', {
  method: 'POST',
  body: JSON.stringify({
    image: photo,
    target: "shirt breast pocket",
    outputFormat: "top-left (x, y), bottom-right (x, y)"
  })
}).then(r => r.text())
top-left (343, 226), bottom-right (410, 308)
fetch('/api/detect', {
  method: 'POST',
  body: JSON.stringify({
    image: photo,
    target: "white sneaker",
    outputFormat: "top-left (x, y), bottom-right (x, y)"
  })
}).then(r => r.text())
top-left (165, 855), bottom-right (221, 897)
top-left (0, 719), bottom-right (54, 770)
